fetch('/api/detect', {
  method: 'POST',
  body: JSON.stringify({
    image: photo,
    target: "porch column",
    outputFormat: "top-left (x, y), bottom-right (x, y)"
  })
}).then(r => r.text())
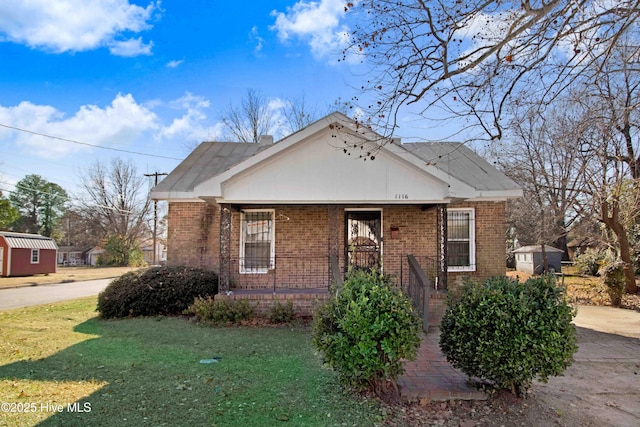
top-left (327, 204), bottom-right (340, 283)
top-left (219, 204), bottom-right (232, 293)
top-left (437, 204), bottom-right (448, 290)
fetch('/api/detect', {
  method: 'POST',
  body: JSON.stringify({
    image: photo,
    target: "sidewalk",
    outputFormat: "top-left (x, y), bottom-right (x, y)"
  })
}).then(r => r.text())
top-left (398, 330), bottom-right (486, 402)
top-left (398, 305), bottom-right (640, 403)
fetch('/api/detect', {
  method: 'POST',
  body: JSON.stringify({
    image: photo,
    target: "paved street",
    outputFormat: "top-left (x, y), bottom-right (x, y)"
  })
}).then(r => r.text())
top-left (0, 279), bottom-right (111, 310)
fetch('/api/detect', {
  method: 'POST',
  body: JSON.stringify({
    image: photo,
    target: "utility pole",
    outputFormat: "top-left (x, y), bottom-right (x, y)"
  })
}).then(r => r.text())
top-left (145, 172), bottom-right (168, 265)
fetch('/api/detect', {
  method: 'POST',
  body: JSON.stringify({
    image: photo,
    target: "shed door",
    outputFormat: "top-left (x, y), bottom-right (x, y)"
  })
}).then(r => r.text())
top-left (345, 211), bottom-right (382, 272)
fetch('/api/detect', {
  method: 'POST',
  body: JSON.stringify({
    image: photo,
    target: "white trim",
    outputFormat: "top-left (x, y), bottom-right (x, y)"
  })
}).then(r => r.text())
top-left (239, 209), bottom-right (275, 274)
top-left (0, 247), bottom-right (3, 276)
top-left (31, 248), bottom-right (40, 264)
top-left (447, 208), bottom-right (476, 272)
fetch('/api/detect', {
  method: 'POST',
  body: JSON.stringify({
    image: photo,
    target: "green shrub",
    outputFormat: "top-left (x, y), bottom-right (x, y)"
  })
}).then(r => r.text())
top-left (574, 248), bottom-right (607, 276)
top-left (97, 266), bottom-right (218, 318)
top-left (598, 259), bottom-right (626, 307)
top-left (184, 297), bottom-right (255, 324)
top-left (268, 300), bottom-right (295, 324)
top-left (312, 269), bottom-right (422, 401)
top-left (98, 235), bottom-right (148, 267)
top-left (439, 275), bottom-right (577, 396)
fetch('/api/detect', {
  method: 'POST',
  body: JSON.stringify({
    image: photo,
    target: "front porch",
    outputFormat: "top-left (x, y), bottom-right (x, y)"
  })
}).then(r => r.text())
top-left (214, 253), bottom-right (448, 327)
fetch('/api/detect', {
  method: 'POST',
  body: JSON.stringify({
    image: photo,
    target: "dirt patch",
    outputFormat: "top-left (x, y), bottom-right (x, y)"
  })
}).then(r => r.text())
top-left (0, 266), bottom-right (142, 289)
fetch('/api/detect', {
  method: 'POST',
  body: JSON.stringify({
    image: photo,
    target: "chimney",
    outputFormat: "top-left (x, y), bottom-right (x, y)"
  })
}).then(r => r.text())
top-left (259, 135), bottom-right (274, 147)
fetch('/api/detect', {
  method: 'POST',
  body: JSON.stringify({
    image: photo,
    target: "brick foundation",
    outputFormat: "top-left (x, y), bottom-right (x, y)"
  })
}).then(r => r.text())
top-left (214, 290), bottom-right (330, 317)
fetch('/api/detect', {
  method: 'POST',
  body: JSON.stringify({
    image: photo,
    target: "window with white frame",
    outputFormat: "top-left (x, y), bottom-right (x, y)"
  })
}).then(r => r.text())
top-left (240, 210), bottom-right (274, 273)
top-left (31, 248), bottom-right (40, 264)
top-left (447, 208), bottom-right (475, 272)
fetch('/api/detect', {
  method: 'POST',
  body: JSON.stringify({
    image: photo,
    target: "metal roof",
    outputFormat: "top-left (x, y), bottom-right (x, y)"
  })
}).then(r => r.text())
top-left (513, 245), bottom-right (564, 253)
top-left (0, 231), bottom-right (58, 250)
top-left (401, 142), bottom-right (520, 192)
top-left (151, 141), bottom-right (266, 198)
top-left (150, 113), bottom-right (521, 201)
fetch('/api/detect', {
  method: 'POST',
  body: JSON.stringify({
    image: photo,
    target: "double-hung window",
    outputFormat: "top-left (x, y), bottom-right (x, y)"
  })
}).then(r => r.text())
top-left (240, 210), bottom-right (274, 273)
top-left (31, 248), bottom-right (40, 264)
top-left (447, 208), bottom-right (475, 272)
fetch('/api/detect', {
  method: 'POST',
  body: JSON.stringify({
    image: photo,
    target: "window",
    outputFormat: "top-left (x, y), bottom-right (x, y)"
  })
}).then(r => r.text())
top-left (240, 210), bottom-right (274, 273)
top-left (31, 248), bottom-right (40, 264)
top-left (447, 208), bottom-right (475, 272)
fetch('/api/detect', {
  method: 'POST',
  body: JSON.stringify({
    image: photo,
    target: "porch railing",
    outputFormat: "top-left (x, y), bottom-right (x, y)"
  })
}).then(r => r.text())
top-left (225, 256), bottom-right (332, 292)
top-left (406, 254), bottom-right (431, 333)
top-left (400, 255), bottom-right (442, 290)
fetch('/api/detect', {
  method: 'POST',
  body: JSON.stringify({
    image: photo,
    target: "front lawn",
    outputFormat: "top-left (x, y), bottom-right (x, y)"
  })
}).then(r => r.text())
top-left (0, 298), bottom-right (384, 426)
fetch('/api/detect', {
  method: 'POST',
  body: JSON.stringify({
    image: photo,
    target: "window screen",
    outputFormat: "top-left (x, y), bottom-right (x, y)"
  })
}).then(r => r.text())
top-left (241, 211), bottom-right (274, 272)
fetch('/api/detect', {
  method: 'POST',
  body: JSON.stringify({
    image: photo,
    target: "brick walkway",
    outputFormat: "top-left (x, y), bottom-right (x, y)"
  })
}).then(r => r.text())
top-left (398, 330), bottom-right (487, 402)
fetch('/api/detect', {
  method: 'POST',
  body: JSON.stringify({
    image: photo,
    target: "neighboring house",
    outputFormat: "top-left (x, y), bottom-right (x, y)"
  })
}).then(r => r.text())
top-left (57, 246), bottom-right (89, 266)
top-left (566, 237), bottom-right (600, 261)
top-left (151, 112), bottom-right (522, 315)
top-left (141, 241), bottom-right (167, 265)
top-left (86, 246), bottom-right (104, 266)
top-left (513, 245), bottom-right (564, 274)
top-left (0, 231), bottom-right (58, 277)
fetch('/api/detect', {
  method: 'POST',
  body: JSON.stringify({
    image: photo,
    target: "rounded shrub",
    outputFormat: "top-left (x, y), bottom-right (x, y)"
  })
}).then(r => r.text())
top-left (598, 259), bottom-right (625, 307)
top-left (312, 269), bottom-right (422, 401)
top-left (439, 275), bottom-right (577, 396)
top-left (97, 266), bottom-right (218, 319)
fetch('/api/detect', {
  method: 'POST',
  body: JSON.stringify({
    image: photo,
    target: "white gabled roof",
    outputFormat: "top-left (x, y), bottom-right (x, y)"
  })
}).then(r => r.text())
top-left (151, 112), bottom-right (522, 204)
top-left (0, 231), bottom-right (58, 250)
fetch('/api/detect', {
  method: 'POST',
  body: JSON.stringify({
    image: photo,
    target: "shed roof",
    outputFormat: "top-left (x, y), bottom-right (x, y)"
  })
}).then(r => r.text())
top-left (0, 232), bottom-right (58, 250)
top-left (513, 245), bottom-right (564, 253)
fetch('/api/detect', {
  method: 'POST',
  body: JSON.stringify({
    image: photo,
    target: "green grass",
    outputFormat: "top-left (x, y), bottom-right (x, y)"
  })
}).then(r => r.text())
top-left (0, 298), bottom-right (385, 426)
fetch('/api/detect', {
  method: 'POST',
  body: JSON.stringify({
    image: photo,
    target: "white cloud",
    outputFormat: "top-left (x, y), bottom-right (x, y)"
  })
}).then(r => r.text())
top-left (270, 0), bottom-right (351, 59)
top-left (0, 94), bottom-right (159, 158)
top-left (0, 92), bottom-right (227, 160)
top-left (250, 26), bottom-right (265, 55)
top-left (166, 59), bottom-right (184, 68)
top-left (109, 37), bottom-right (153, 57)
top-left (158, 93), bottom-right (223, 142)
top-left (0, 0), bottom-right (157, 56)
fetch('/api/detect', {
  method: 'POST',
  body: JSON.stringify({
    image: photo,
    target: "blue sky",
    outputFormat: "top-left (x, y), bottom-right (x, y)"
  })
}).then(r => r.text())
top-left (0, 0), bottom-right (382, 200)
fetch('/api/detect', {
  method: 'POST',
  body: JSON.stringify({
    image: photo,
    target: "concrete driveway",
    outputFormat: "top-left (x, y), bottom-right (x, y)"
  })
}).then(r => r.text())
top-left (0, 279), bottom-right (111, 310)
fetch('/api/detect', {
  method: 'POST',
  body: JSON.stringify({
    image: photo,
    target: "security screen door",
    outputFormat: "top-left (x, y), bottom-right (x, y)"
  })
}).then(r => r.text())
top-left (345, 211), bottom-right (381, 272)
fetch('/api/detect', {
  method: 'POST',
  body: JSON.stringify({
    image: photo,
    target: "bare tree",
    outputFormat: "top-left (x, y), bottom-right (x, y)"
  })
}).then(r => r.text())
top-left (279, 94), bottom-right (318, 135)
top-left (502, 105), bottom-right (588, 266)
top-left (78, 158), bottom-right (151, 264)
top-left (220, 90), bottom-right (321, 143)
top-left (345, 0), bottom-right (640, 141)
top-left (220, 89), bottom-right (275, 142)
top-left (572, 44), bottom-right (640, 293)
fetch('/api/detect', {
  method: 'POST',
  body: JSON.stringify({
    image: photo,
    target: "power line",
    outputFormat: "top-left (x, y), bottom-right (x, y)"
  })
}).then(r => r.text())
top-left (0, 123), bottom-right (184, 161)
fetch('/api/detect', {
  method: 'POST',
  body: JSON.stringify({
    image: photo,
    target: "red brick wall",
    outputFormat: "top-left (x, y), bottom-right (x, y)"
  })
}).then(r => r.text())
top-left (166, 201), bottom-right (507, 287)
top-left (448, 201), bottom-right (507, 288)
top-left (166, 202), bottom-right (219, 270)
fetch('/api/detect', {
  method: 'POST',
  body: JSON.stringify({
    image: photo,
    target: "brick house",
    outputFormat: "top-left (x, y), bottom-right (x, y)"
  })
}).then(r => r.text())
top-left (151, 113), bottom-right (521, 317)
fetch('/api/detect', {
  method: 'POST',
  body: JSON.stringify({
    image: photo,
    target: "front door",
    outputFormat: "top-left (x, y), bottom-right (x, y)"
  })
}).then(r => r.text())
top-left (345, 211), bottom-right (382, 272)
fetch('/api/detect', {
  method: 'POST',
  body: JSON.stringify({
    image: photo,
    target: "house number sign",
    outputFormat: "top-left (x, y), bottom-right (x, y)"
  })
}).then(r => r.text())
top-left (394, 194), bottom-right (409, 199)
